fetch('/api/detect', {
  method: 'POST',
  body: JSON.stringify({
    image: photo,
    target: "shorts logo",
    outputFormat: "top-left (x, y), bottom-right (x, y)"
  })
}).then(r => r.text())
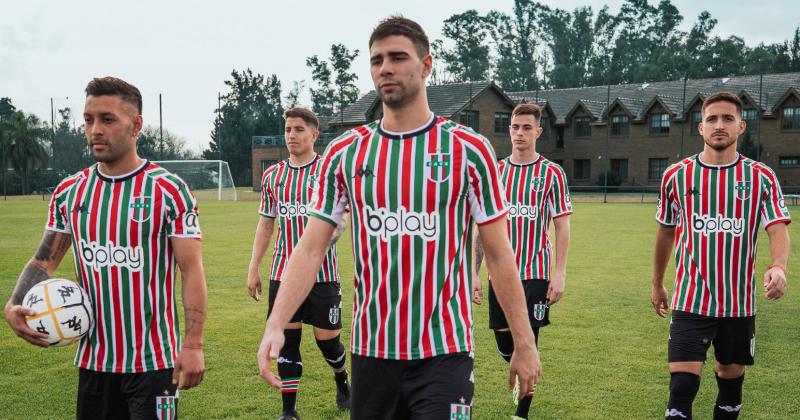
top-left (531, 177), bottom-right (545, 192)
top-left (130, 196), bottom-right (151, 223)
top-left (364, 206), bottom-right (438, 241)
top-left (692, 214), bottom-right (744, 236)
top-left (278, 202), bottom-right (308, 218)
top-left (532, 303), bottom-right (547, 321)
top-left (79, 239), bottom-right (143, 272)
top-left (734, 181), bottom-right (751, 200)
top-left (425, 153), bottom-right (451, 183)
top-left (750, 336), bottom-right (755, 358)
top-left (450, 402), bottom-right (471, 419)
top-left (329, 305), bottom-right (340, 325)
top-left (507, 202), bottom-right (538, 220)
top-left (156, 395), bottom-right (177, 420)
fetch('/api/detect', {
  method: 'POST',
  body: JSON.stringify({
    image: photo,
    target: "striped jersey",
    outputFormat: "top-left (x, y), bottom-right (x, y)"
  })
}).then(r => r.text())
top-left (259, 155), bottom-right (340, 283)
top-left (497, 155), bottom-right (572, 280)
top-left (656, 154), bottom-right (791, 317)
top-left (309, 116), bottom-right (508, 360)
top-left (46, 161), bottom-right (201, 373)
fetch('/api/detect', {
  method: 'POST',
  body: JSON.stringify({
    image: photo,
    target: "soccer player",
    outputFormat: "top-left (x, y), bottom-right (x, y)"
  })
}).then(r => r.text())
top-left (3, 77), bottom-right (206, 420)
top-left (247, 107), bottom-right (350, 420)
top-left (474, 103), bottom-right (571, 419)
top-left (652, 91), bottom-right (791, 419)
top-left (257, 16), bottom-right (540, 419)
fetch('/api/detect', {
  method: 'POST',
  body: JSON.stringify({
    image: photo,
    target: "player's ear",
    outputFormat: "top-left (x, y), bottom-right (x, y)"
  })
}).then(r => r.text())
top-left (133, 114), bottom-right (143, 138)
top-left (421, 54), bottom-right (433, 79)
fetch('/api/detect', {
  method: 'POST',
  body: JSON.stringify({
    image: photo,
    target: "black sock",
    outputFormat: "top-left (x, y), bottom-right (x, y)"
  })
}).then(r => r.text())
top-left (493, 330), bottom-right (514, 363)
top-left (316, 335), bottom-right (347, 371)
top-left (334, 369), bottom-right (348, 385)
top-left (515, 393), bottom-right (534, 418)
top-left (666, 372), bottom-right (700, 419)
top-left (713, 374), bottom-right (744, 419)
top-left (278, 329), bottom-right (303, 412)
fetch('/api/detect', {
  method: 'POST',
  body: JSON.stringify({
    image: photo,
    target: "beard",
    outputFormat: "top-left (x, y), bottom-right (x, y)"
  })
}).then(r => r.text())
top-left (703, 132), bottom-right (737, 151)
top-left (378, 80), bottom-right (421, 109)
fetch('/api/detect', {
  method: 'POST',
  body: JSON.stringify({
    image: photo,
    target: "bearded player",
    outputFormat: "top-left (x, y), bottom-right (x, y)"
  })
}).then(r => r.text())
top-left (652, 91), bottom-right (791, 419)
top-left (257, 16), bottom-right (540, 420)
top-left (474, 102), bottom-right (571, 419)
top-left (247, 107), bottom-right (349, 420)
top-left (4, 77), bottom-right (206, 420)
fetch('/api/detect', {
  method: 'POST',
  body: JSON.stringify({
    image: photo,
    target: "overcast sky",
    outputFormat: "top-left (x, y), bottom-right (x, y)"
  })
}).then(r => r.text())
top-left (1, 0), bottom-right (797, 153)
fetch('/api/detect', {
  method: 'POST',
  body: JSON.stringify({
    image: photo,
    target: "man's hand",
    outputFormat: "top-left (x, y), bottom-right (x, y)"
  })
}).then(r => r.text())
top-left (508, 342), bottom-right (540, 399)
top-left (257, 326), bottom-right (285, 388)
top-left (547, 272), bottom-right (566, 305)
top-left (4, 304), bottom-right (50, 347)
top-left (764, 266), bottom-right (787, 300)
top-left (472, 275), bottom-right (483, 305)
top-left (247, 267), bottom-right (263, 301)
top-left (172, 347), bottom-right (205, 390)
top-left (651, 285), bottom-right (669, 317)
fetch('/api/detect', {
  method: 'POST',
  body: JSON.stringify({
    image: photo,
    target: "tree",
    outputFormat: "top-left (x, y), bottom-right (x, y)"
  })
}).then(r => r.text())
top-left (329, 44), bottom-right (360, 115)
top-left (285, 80), bottom-right (305, 108)
top-left (52, 107), bottom-right (91, 175)
top-left (540, 6), bottom-right (596, 88)
top-left (5, 111), bottom-right (48, 194)
top-left (306, 55), bottom-right (336, 116)
top-left (307, 44), bottom-right (360, 117)
top-left (203, 69), bottom-right (283, 186)
top-left (486, 0), bottom-right (546, 91)
top-left (137, 126), bottom-right (196, 161)
top-left (438, 10), bottom-right (492, 82)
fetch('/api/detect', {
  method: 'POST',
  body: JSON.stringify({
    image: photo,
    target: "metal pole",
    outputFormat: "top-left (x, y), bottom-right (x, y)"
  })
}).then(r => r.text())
top-left (603, 84), bottom-right (610, 203)
top-left (757, 73), bottom-right (763, 162)
top-left (218, 92), bottom-right (222, 161)
top-left (50, 97), bottom-right (55, 162)
top-left (218, 160), bottom-right (223, 200)
top-left (159, 94), bottom-right (164, 160)
top-left (679, 76), bottom-right (687, 160)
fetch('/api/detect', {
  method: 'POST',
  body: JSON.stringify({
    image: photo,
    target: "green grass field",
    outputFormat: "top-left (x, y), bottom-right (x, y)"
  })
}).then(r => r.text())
top-left (1, 198), bottom-right (798, 419)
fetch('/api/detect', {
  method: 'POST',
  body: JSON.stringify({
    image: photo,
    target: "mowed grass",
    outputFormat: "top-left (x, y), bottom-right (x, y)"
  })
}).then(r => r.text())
top-left (1, 198), bottom-right (798, 419)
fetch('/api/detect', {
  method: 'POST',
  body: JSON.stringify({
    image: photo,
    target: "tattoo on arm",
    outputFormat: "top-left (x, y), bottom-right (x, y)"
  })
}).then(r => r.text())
top-left (183, 307), bottom-right (206, 337)
top-left (10, 263), bottom-right (50, 305)
top-left (10, 232), bottom-right (70, 305)
top-left (475, 233), bottom-right (484, 273)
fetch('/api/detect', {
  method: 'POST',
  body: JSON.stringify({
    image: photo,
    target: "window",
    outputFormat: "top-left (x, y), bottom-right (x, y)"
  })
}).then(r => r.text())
top-left (650, 113), bottom-right (670, 135)
top-left (649, 158), bottom-right (669, 180)
top-left (610, 159), bottom-right (629, 180)
top-left (574, 159), bottom-right (590, 180)
top-left (782, 107), bottom-right (800, 131)
top-left (779, 156), bottom-right (800, 167)
top-left (556, 126), bottom-right (565, 149)
top-left (610, 115), bottom-right (629, 138)
top-left (742, 109), bottom-right (758, 134)
top-left (575, 117), bottom-right (592, 138)
top-left (540, 117), bottom-right (550, 140)
top-left (553, 159), bottom-right (564, 168)
top-left (494, 112), bottom-right (510, 134)
top-left (460, 110), bottom-right (479, 131)
top-left (690, 111), bottom-right (701, 136)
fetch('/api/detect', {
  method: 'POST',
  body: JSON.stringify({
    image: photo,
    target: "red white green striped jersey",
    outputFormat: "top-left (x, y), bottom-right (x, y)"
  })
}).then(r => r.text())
top-left (46, 161), bottom-right (201, 373)
top-left (497, 156), bottom-right (572, 280)
top-left (309, 116), bottom-right (508, 360)
top-left (259, 155), bottom-right (340, 283)
top-left (656, 154), bottom-right (791, 317)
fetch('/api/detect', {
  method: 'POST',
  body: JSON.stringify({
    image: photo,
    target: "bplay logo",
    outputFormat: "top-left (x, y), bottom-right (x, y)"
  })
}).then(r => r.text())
top-left (364, 206), bottom-right (438, 241)
top-left (507, 202), bottom-right (538, 219)
top-left (692, 214), bottom-right (744, 236)
top-left (278, 202), bottom-right (308, 218)
top-left (79, 240), bottom-right (144, 272)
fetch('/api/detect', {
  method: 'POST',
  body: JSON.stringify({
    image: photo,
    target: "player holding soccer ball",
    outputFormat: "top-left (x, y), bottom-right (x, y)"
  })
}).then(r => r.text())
top-left (652, 92), bottom-right (791, 419)
top-left (247, 107), bottom-right (350, 420)
top-left (4, 77), bottom-right (207, 420)
top-left (257, 16), bottom-right (540, 420)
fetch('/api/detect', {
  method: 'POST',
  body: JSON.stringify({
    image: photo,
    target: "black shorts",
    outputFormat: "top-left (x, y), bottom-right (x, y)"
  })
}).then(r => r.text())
top-left (668, 310), bottom-right (756, 365)
top-left (351, 352), bottom-right (474, 420)
top-left (488, 279), bottom-right (550, 330)
top-left (268, 280), bottom-right (342, 330)
top-left (77, 368), bottom-right (178, 420)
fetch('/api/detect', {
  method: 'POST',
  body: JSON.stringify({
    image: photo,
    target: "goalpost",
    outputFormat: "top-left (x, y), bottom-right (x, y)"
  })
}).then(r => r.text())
top-left (153, 160), bottom-right (237, 201)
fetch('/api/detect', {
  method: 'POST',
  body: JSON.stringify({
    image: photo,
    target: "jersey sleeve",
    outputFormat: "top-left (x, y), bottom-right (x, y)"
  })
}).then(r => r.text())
top-left (259, 170), bottom-right (277, 218)
top-left (464, 134), bottom-right (508, 225)
top-left (45, 177), bottom-right (75, 234)
top-left (656, 168), bottom-right (678, 226)
top-left (161, 175), bottom-right (202, 239)
top-left (308, 138), bottom-right (351, 227)
top-left (548, 164), bottom-right (573, 219)
top-left (759, 167), bottom-right (792, 228)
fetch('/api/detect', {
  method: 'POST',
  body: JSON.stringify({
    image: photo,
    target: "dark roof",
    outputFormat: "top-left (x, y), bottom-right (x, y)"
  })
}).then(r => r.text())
top-left (509, 72), bottom-right (800, 124)
top-left (330, 81), bottom-right (515, 126)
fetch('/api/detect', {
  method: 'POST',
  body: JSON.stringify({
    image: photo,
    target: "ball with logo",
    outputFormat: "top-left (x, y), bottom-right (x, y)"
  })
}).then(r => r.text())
top-left (22, 279), bottom-right (93, 347)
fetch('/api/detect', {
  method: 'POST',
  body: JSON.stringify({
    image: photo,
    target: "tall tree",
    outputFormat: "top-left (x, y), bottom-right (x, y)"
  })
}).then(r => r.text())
top-left (5, 111), bottom-right (48, 194)
top-left (540, 6), bottom-right (596, 88)
top-left (52, 107), bottom-right (91, 175)
top-left (486, 0), bottom-right (546, 91)
top-left (306, 55), bottom-right (336, 116)
top-left (137, 126), bottom-right (195, 161)
top-left (329, 44), bottom-right (360, 115)
top-left (439, 10), bottom-right (492, 82)
top-left (285, 80), bottom-right (305, 108)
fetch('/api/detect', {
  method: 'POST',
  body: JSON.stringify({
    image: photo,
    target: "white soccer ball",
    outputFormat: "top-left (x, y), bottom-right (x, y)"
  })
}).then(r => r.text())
top-left (22, 279), bottom-right (93, 347)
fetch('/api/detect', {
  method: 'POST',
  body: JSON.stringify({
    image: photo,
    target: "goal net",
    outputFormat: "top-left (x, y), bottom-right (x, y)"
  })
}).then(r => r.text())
top-left (153, 160), bottom-right (237, 201)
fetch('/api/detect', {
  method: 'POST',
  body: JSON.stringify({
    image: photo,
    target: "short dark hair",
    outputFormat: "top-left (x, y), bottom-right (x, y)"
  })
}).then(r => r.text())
top-left (85, 77), bottom-right (143, 114)
top-left (369, 15), bottom-right (430, 58)
top-left (702, 91), bottom-right (743, 116)
top-left (284, 107), bottom-right (320, 131)
top-left (512, 103), bottom-right (542, 121)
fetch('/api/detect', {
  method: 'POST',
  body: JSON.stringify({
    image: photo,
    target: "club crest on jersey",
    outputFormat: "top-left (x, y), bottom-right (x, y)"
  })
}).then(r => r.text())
top-left (425, 153), bottom-right (451, 183)
top-left (532, 303), bottom-right (547, 321)
top-left (450, 402), bottom-right (471, 419)
top-left (129, 196), bottom-right (151, 223)
top-left (531, 177), bottom-right (546, 192)
top-left (155, 395), bottom-right (177, 420)
top-left (328, 305), bottom-right (340, 325)
top-left (735, 181), bottom-right (751, 200)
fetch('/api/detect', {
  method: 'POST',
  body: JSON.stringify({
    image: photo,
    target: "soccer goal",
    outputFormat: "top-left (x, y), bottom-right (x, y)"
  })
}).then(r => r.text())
top-left (153, 160), bottom-right (237, 201)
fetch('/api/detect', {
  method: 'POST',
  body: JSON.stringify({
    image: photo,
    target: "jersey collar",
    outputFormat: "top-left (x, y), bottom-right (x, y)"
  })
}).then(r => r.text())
top-left (696, 153), bottom-right (741, 170)
top-left (95, 160), bottom-right (149, 183)
top-left (378, 113), bottom-right (436, 140)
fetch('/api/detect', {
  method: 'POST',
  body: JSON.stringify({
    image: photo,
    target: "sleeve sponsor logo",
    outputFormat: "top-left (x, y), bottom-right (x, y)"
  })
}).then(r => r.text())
top-left (364, 206), bottom-right (438, 241)
top-left (182, 211), bottom-right (200, 233)
top-left (79, 239), bottom-right (144, 272)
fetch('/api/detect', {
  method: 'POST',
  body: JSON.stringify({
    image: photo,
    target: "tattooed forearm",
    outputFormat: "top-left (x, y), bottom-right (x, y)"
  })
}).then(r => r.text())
top-left (10, 263), bottom-right (50, 305)
top-left (183, 307), bottom-right (206, 340)
top-left (475, 233), bottom-right (485, 273)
